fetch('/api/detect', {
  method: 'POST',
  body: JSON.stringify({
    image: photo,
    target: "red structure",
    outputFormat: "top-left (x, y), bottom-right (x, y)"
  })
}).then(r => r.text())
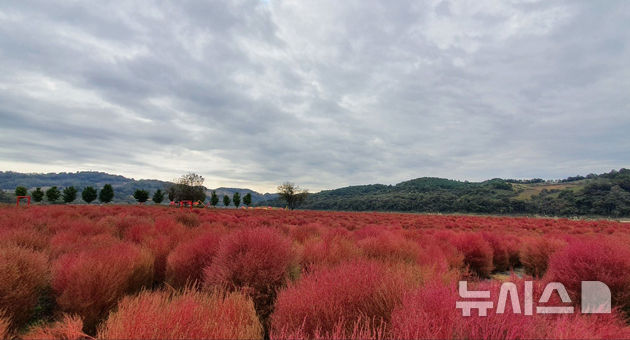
top-left (180, 200), bottom-right (193, 210)
top-left (16, 196), bottom-right (31, 207)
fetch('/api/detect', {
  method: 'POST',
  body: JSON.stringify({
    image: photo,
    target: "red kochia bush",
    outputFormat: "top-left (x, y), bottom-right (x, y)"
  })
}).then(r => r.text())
top-left (203, 227), bottom-right (294, 319)
top-left (541, 313), bottom-right (630, 339)
top-left (288, 223), bottom-right (323, 243)
top-left (166, 230), bottom-right (222, 288)
top-left (0, 245), bottom-right (49, 330)
top-left (357, 231), bottom-right (420, 264)
top-left (49, 232), bottom-right (120, 259)
top-left (175, 212), bottom-right (200, 228)
top-left (52, 242), bottom-right (153, 331)
top-left (391, 280), bottom-right (460, 339)
top-left (520, 236), bottom-right (566, 277)
top-left (271, 317), bottom-right (387, 340)
top-left (97, 288), bottom-right (262, 339)
top-left (23, 314), bottom-right (87, 340)
top-left (124, 217), bottom-right (187, 284)
top-left (481, 232), bottom-right (511, 272)
top-left (0, 310), bottom-right (10, 340)
top-left (393, 279), bottom-right (537, 339)
top-left (452, 232), bottom-right (494, 277)
top-left (271, 260), bottom-right (413, 338)
top-left (391, 278), bottom-right (630, 339)
top-left (301, 232), bottom-right (362, 269)
top-left (546, 237), bottom-right (630, 310)
top-left (0, 227), bottom-right (49, 251)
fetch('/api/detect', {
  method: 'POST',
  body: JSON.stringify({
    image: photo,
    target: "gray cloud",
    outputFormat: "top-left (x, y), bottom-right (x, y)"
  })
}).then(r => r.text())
top-left (1, 0), bottom-right (629, 192)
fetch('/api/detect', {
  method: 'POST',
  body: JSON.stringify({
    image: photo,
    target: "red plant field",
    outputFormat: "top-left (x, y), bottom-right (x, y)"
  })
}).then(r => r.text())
top-left (97, 288), bottom-right (262, 339)
top-left (1, 204), bottom-right (630, 339)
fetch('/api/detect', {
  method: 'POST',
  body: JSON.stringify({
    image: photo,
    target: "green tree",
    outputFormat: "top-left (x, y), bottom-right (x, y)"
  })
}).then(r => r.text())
top-left (82, 186), bottom-right (97, 204)
top-left (133, 189), bottom-right (149, 203)
top-left (45, 186), bottom-right (61, 203)
top-left (99, 184), bottom-right (114, 203)
top-left (210, 191), bottom-right (219, 207)
top-left (243, 193), bottom-right (252, 207)
top-left (152, 189), bottom-right (165, 204)
top-left (62, 186), bottom-right (77, 203)
top-left (31, 188), bottom-right (44, 202)
top-left (223, 195), bottom-right (230, 207)
top-left (166, 173), bottom-right (206, 202)
top-left (15, 186), bottom-right (27, 196)
top-left (277, 182), bottom-right (308, 210)
top-left (233, 192), bottom-right (241, 208)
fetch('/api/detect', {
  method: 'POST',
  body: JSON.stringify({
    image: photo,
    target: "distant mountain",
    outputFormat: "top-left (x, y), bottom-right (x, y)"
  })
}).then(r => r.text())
top-left (0, 171), bottom-right (276, 204)
top-left (260, 169), bottom-right (630, 217)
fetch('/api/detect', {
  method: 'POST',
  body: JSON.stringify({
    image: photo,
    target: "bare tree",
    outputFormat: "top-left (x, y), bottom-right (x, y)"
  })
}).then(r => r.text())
top-left (277, 182), bottom-right (308, 210)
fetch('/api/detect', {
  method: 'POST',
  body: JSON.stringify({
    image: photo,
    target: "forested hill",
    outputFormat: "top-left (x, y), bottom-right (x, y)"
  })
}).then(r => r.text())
top-left (0, 171), bottom-right (275, 204)
top-left (261, 169), bottom-right (630, 217)
top-left (4, 169), bottom-right (630, 216)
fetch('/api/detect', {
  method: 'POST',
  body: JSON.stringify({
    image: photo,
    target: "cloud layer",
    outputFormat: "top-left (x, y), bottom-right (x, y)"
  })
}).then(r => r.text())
top-left (1, 0), bottom-right (629, 192)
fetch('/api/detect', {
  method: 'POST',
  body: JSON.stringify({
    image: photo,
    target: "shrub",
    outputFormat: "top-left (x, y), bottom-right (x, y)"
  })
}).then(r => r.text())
top-left (457, 281), bottom-right (539, 340)
top-left (301, 233), bottom-right (362, 269)
top-left (288, 223), bottom-right (322, 243)
top-left (97, 288), bottom-right (262, 339)
top-left (357, 231), bottom-right (420, 264)
top-left (503, 234), bottom-right (522, 268)
top-left (391, 279), bottom-right (542, 339)
top-left (0, 310), bottom-right (10, 340)
top-left (426, 236), bottom-right (466, 272)
top-left (47, 216), bottom-right (113, 236)
top-left (452, 233), bottom-right (494, 277)
top-left (49, 232), bottom-right (120, 259)
top-left (166, 230), bottom-right (222, 288)
top-left (52, 242), bottom-right (153, 331)
top-left (175, 212), bottom-right (200, 228)
top-left (272, 317), bottom-right (387, 340)
top-left (540, 312), bottom-right (630, 339)
top-left (391, 280), bottom-right (460, 339)
top-left (203, 228), bottom-right (295, 320)
top-left (0, 245), bottom-right (49, 330)
top-left (481, 232), bottom-right (511, 272)
top-left (23, 314), bottom-right (87, 340)
top-left (546, 237), bottom-right (630, 310)
top-left (124, 217), bottom-right (186, 284)
top-left (520, 237), bottom-right (566, 277)
top-left (415, 243), bottom-right (462, 284)
top-left (271, 260), bottom-right (414, 337)
top-left (0, 227), bottom-right (49, 251)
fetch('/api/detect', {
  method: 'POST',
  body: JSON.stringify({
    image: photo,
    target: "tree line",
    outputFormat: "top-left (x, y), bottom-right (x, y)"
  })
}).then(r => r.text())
top-left (161, 173), bottom-right (254, 208)
top-left (132, 187), bottom-right (253, 208)
top-left (11, 172), bottom-right (309, 210)
top-left (14, 184), bottom-right (115, 204)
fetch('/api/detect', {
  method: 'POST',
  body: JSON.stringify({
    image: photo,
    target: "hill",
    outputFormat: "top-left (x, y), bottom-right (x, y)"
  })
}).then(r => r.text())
top-left (3, 169), bottom-right (629, 217)
top-left (211, 187), bottom-right (278, 204)
top-left (0, 171), bottom-right (276, 204)
top-left (261, 169), bottom-right (630, 217)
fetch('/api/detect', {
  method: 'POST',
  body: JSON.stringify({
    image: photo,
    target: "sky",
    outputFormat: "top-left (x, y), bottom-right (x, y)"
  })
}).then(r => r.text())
top-left (1, 0), bottom-right (629, 193)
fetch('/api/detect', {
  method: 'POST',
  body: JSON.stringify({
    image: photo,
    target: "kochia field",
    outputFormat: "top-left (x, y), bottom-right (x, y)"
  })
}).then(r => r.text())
top-left (2, 205), bottom-right (630, 339)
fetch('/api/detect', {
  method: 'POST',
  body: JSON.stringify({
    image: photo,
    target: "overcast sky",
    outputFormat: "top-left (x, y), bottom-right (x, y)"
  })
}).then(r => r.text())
top-left (1, 1), bottom-right (629, 192)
